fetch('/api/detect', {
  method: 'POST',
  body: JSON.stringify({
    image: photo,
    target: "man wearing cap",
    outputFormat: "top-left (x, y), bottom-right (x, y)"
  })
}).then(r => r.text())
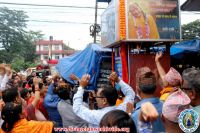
top-left (162, 89), bottom-right (191, 132)
top-left (155, 53), bottom-right (182, 101)
top-left (182, 68), bottom-right (200, 132)
top-left (131, 67), bottom-right (165, 132)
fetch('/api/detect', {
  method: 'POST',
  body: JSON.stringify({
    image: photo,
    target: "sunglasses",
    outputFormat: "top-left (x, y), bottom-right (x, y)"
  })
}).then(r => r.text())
top-left (181, 87), bottom-right (193, 91)
top-left (94, 96), bottom-right (105, 99)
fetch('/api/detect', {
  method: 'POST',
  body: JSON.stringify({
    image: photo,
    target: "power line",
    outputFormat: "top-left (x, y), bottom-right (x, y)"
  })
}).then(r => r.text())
top-left (1, 6), bottom-right (106, 10)
top-left (0, 2), bottom-right (106, 9)
top-left (181, 11), bottom-right (200, 15)
top-left (4, 9), bottom-right (102, 16)
top-left (1, 6), bottom-right (104, 15)
top-left (28, 20), bottom-right (93, 25)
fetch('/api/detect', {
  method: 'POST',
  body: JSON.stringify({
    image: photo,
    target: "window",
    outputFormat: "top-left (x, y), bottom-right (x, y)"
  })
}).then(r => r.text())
top-left (43, 46), bottom-right (49, 51)
top-left (55, 55), bottom-right (60, 59)
top-left (43, 55), bottom-right (49, 60)
top-left (54, 45), bottom-right (60, 50)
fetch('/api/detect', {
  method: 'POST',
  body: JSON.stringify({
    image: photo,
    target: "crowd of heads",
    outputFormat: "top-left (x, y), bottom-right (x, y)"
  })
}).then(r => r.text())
top-left (0, 59), bottom-right (200, 133)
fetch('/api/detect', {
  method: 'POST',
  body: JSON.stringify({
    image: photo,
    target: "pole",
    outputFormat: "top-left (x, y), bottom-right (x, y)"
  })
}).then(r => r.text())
top-left (49, 36), bottom-right (53, 60)
top-left (94, 0), bottom-right (98, 43)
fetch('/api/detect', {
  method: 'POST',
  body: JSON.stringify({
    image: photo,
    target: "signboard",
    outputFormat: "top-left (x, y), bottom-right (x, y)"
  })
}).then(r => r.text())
top-left (126, 0), bottom-right (180, 41)
top-left (96, 59), bottom-right (112, 88)
top-left (115, 57), bottom-right (122, 77)
top-left (101, 0), bottom-right (119, 47)
top-left (101, 0), bottom-right (180, 47)
top-left (114, 48), bottom-right (122, 77)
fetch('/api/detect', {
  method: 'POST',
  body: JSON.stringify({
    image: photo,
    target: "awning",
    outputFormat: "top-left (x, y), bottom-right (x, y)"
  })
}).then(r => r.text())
top-left (181, 0), bottom-right (200, 11)
top-left (170, 38), bottom-right (200, 59)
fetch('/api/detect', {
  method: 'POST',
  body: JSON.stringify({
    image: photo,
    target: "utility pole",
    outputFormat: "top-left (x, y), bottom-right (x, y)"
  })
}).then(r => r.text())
top-left (49, 36), bottom-right (53, 60)
top-left (94, 0), bottom-right (98, 43)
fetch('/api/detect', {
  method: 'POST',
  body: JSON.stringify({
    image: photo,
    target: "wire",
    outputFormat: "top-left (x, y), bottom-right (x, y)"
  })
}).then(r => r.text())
top-left (181, 11), bottom-right (200, 14)
top-left (0, 2), bottom-right (106, 9)
top-left (0, 6), bottom-right (104, 15)
top-left (3, 9), bottom-right (102, 16)
top-left (28, 20), bottom-right (94, 25)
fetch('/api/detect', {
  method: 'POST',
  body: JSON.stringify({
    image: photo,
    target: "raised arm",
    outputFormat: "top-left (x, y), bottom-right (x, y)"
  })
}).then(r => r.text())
top-left (109, 72), bottom-right (135, 111)
top-left (31, 77), bottom-right (40, 107)
top-left (0, 66), bottom-right (11, 91)
top-left (73, 74), bottom-right (101, 126)
top-left (155, 52), bottom-right (168, 87)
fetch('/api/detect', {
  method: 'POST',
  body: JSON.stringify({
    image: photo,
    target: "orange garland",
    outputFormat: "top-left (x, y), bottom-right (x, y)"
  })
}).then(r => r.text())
top-left (118, 0), bottom-right (126, 40)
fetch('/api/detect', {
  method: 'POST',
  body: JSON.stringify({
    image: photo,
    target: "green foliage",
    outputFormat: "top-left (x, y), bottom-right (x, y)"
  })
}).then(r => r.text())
top-left (0, 7), bottom-right (43, 71)
top-left (11, 57), bottom-right (25, 72)
top-left (182, 19), bottom-right (200, 40)
top-left (0, 7), bottom-right (28, 51)
top-left (11, 57), bottom-right (37, 72)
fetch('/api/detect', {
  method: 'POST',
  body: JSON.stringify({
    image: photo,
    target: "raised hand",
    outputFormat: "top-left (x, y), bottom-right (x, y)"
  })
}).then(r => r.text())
top-left (70, 74), bottom-right (80, 81)
top-left (5, 65), bottom-right (12, 76)
top-left (33, 77), bottom-right (40, 85)
top-left (0, 99), bottom-right (5, 111)
top-left (155, 52), bottom-right (163, 62)
top-left (79, 74), bottom-right (90, 88)
top-left (109, 72), bottom-right (120, 83)
top-left (139, 102), bottom-right (158, 122)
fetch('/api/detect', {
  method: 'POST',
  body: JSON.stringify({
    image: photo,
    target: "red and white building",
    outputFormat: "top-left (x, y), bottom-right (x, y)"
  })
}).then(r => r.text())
top-left (36, 40), bottom-right (75, 62)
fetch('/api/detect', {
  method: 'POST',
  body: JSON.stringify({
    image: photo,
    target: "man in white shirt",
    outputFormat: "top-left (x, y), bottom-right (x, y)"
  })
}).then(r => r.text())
top-left (73, 72), bottom-right (135, 128)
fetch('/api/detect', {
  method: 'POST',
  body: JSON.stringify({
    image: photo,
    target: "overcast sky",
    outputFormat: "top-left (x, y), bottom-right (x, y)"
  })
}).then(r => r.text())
top-left (0, 0), bottom-right (199, 50)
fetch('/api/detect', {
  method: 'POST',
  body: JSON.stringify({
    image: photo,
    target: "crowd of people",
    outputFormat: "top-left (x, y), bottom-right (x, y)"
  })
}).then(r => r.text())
top-left (0, 52), bottom-right (200, 133)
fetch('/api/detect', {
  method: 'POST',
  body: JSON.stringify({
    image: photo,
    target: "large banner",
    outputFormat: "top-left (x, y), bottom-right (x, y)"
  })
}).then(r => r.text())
top-left (126, 0), bottom-right (180, 41)
top-left (101, 0), bottom-right (119, 47)
top-left (101, 0), bottom-right (180, 47)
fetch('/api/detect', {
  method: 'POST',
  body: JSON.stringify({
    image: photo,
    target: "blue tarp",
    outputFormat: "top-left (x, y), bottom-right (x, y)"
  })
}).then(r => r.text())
top-left (56, 43), bottom-right (111, 90)
top-left (170, 38), bottom-right (200, 59)
top-left (98, 0), bottom-right (111, 2)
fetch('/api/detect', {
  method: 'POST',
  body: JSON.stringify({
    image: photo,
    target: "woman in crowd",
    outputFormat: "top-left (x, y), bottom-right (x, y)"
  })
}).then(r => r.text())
top-left (0, 102), bottom-right (54, 133)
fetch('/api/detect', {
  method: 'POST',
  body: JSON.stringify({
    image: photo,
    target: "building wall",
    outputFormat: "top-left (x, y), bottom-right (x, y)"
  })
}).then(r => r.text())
top-left (52, 44), bottom-right (62, 50)
top-left (41, 54), bottom-right (49, 60)
top-left (41, 45), bottom-right (49, 51)
top-left (36, 40), bottom-right (75, 62)
top-left (36, 45), bottom-right (40, 51)
top-left (52, 54), bottom-right (62, 60)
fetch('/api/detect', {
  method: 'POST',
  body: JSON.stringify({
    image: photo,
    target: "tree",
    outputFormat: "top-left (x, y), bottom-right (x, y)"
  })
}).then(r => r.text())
top-left (0, 7), bottom-right (27, 52)
top-left (22, 30), bottom-right (44, 62)
top-left (182, 19), bottom-right (200, 40)
top-left (0, 7), bottom-right (43, 71)
top-left (11, 57), bottom-right (37, 72)
top-left (11, 57), bottom-right (26, 72)
top-left (63, 43), bottom-right (75, 50)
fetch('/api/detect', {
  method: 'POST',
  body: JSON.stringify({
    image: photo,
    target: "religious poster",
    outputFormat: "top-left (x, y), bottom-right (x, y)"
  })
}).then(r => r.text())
top-left (126, 0), bottom-right (180, 41)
